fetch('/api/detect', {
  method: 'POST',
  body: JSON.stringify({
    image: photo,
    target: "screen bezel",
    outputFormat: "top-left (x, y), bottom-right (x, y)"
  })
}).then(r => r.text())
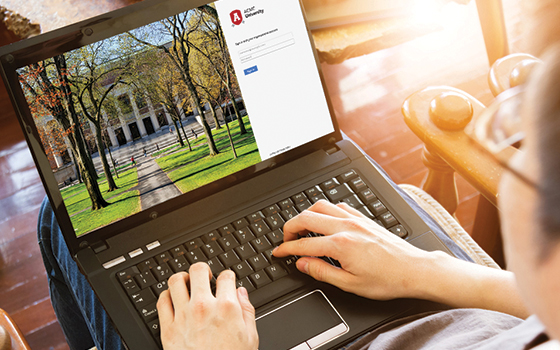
top-left (0, 0), bottom-right (342, 256)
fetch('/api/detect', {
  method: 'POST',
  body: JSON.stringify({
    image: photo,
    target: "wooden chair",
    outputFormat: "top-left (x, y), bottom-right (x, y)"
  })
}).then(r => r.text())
top-left (0, 309), bottom-right (31, 350)
top-left (401, 53), bottom-right (541, 268)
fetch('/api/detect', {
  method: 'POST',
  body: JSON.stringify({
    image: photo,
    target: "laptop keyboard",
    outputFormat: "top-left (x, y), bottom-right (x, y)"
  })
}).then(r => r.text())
top-left (116, 169), bottom-right (408, 344)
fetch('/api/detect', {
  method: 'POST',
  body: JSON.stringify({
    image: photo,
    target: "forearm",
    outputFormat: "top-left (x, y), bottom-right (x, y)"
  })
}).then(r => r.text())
top-left (413, 252), bottom-right (530, 319)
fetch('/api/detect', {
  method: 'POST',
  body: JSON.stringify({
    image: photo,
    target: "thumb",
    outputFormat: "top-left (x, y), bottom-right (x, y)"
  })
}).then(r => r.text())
top-left (237, 287), bottom-right (257, 332)
top-left (297, 257), bottom-right (350, 288)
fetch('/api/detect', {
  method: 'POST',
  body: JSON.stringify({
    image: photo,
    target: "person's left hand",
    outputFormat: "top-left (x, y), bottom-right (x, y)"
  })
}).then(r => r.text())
top-left (157, 263), bottom-right (259, 350)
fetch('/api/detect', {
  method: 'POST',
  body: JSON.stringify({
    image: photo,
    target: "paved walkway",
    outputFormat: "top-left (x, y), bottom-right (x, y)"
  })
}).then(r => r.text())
top-left (136, 155), bottom-right (182, 211)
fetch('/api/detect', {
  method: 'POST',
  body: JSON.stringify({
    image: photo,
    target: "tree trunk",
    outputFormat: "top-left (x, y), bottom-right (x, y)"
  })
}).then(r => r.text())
top-left (225, 79), bottom-right (246, 135)
top-left (174, 119), bottom-right (185, 147)
top-left (222, 107), bottom-right (237, 159)
top-left (209, 104), bottom-right (221, 130)
top-left (94, 124), bottom-right (118, 191)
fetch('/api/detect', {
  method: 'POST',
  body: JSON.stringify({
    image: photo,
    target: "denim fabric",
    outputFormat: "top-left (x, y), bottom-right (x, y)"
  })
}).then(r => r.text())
top-left (38, 198), bottom-right (124, 350)
top-left (37, 141), bottom-right (472, 349)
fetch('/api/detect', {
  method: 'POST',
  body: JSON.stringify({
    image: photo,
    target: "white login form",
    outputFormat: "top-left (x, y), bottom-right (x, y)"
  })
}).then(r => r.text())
top-left (239, 32), bottom-right (295, 63)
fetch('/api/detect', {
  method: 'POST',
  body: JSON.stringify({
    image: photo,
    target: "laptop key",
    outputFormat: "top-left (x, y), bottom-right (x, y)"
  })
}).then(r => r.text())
top-left (202, 230), bottom-right (221, 243)
top-left (233, 218), bottom-right (249, 230)
top-left (278, 198), bottom-right (295, 210)
top-left (135, 270), bottom-right (157, 289)
top-left (207, 257), bottom-right (225, 275)
top-left (117, 266), bottom-right (140, 281)
top-left (246, 211), bottom-right (265, 224)
top-left (262, 204), bottom-right (281, 217)
top-left (357, 206), bottom-right (375, 219)
top-left (140, 303), bottom-right (158, 322)
top-left (251, 220), bottom-right (271, 236)
top-left (218, 224), bottom-right (235, 236)
top-left (147, 319), bottom-right (160, 336)
top-left (359, 189), bottom-right (377, 204)
top-left (154, 252), bottom-right (172, 265)
top-left (280, 207), bottom-right (299, 221)
top-left (389, 224), bottom-right (408, 239)
top-left (251, 236), bottom-right (273, 253)
top-left (170, 245), bottom-right (187, 258)
top-left (296, 200), bottom-right (312, 212)
top-left (265, 263), bottom-right (288, 281)
top-left (168, 256), bottom-right (189, 273)
top-left (153, 263), bottom-right (173, 282)
top-left (336, 169), bottom-right (358, 183)
top-left (265, 214), bottom-right (284, 230)
top-left (218, 251), bottom-right (241, 268)
top-left (202, 241), bottom-right (223, 259)
top-left (185, 248), bottom-right (207, 264)
top-left (368, 200), bottom-right (388, 216)
top-left (137, 258), bottom-right (157, 272)
top-left (248, 253), bottom-right (269, 271)
top-left (185, 238), bottom-right (204, 251)
top-left (325, 183), bottom-right (353, 202)
top-left (379, 212), bottom-right (398, 228)
top-left (151, 280), bottom-right (168, 297)
top-left (349, 177), bottom-right (368, 193)
top-left (304, 185), bottom-right (323, 198)
top-left (234, 227), bottom-right (255, 244)
top-left (121, 278), bottom-right (140, 295)
top-left (341, 195), bottom-right (363, 208)
top-left (232, 261), bottom-right (253, 279)
top-left (310, 193), bottom-right (328, 203)
top-left (236, 277), bottom-right (256, 293)
top-left (235, 243), bottom-right (256, 261)
top-left (249, 270), bottom-right (272, 288)
top-left (320, 178), bottom-right (339, 191)
top-left (131, 288), bottom-right (156, 309)
top-left (218, 235), bottom-right (239, 250)
top-left (266, 229), bottom-right (284, 246)
top-left (291, 192), bottom-right (308, 204)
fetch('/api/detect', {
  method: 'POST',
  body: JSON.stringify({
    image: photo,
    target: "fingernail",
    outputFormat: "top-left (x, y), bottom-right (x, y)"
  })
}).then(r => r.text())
top-left (239, 286), bottom-right (249, 299)
top-left (297, 259), bottom-right (309, 274)
top-left (272, 247), bottom-right (279, 256)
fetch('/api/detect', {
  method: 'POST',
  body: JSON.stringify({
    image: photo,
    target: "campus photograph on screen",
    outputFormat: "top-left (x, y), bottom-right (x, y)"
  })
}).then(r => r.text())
top-left (17, 4), bottom-right (262, 236)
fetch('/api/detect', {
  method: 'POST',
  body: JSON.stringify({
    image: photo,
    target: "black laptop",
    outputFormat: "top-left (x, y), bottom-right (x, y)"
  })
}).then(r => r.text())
top-left (0, 0), bottom-right (454, 348)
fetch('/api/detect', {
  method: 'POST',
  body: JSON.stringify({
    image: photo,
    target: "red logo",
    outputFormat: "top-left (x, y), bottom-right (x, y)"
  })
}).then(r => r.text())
top-left (230, 10), bottom-right (243, 25)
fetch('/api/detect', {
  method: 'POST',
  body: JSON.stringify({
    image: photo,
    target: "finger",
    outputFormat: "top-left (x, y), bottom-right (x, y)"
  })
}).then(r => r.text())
top-left (335, 202), bottom-right (369, 219)
top-left (215, 269), bottom-right (237, 299)
top-left (296, 257), bottom-right (353, 288)
top-left (188, 262), bottom-right (213, 299)
top-left (237, 287), bottom-right (257, 335)
top-left (273, 236), bottom-right (338, 259)
top-left (282, 209), bottom-right (347, 242)
top-left (167, 272), bottom-right (190, 307)
top-left (157, 289), bottom-right (174, 327)
top-left (306, 200), bottom-right (356, 218)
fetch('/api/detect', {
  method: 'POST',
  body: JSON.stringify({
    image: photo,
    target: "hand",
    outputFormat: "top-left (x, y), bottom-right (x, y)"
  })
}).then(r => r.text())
top-left (273, 200), bottom-right (441, 301)
top-left (157, 263), bottom-right (259, 350)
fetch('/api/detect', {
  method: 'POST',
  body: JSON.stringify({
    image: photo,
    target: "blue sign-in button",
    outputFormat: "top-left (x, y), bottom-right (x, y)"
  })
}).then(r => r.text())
top-left (244, 65), bottom-right (258, 76)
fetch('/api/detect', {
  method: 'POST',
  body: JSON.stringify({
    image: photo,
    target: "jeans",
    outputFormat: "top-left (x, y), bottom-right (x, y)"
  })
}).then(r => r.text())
top-left (37, 152), bottom-right (472, 350)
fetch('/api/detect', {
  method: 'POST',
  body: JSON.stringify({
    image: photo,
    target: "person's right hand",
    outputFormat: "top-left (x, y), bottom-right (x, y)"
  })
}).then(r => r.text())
top-left (273, 200), bottom-right (444, 301)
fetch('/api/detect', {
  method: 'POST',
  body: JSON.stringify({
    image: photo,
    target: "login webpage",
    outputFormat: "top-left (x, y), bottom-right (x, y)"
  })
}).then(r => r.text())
top-left (215, 0), bottom-right (335, 160)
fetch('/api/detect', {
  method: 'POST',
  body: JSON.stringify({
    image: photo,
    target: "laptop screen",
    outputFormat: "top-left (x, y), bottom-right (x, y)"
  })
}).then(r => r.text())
top-left (9, 0), bottom-right (336, 237)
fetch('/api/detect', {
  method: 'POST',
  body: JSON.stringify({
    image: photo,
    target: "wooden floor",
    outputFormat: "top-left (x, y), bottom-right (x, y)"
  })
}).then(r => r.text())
top-left (0, 0), bottom-right (526, 349)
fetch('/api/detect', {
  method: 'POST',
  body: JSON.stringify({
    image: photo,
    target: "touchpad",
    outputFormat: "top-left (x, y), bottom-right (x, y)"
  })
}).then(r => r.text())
top-left (256, 290), bottom-right (349, 350)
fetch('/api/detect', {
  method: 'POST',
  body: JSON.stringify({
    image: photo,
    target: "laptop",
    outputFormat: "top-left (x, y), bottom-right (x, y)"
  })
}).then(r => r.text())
top-left (0, 0), bottom-right (455, 349)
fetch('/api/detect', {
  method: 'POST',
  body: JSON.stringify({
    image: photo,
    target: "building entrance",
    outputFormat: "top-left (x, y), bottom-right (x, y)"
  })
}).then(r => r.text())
top-left (129, 122), bottom-right (141, 140)
top-left (143, 117), bottom-right (155, 135)
top-left (115, 128), bottom-right (127, 146)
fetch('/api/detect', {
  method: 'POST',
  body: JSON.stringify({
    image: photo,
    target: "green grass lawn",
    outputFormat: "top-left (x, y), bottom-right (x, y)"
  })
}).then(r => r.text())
top-left (156, 116), bottom-right (262, 193)
top-left (60, 167), bottom-right (141, 235)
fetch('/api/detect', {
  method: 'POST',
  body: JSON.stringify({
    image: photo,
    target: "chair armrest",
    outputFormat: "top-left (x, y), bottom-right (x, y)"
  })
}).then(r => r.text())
top-left (488, 53), bottom-right (541, 96)
top-left (0, 308), bottom-right (31, 350)
top-left (402, 86), bottom-right (505, 209)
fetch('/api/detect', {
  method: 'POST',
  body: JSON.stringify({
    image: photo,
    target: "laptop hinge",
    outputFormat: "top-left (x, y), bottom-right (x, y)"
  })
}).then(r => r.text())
top-left (91, 240), bottom-right (108, 253)
top-left (324, 145), bottom-right (339, 155)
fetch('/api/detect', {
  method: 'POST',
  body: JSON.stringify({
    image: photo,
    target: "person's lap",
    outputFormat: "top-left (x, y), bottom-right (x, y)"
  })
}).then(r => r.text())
top-left (37, 149), bottom-right (471, 350)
